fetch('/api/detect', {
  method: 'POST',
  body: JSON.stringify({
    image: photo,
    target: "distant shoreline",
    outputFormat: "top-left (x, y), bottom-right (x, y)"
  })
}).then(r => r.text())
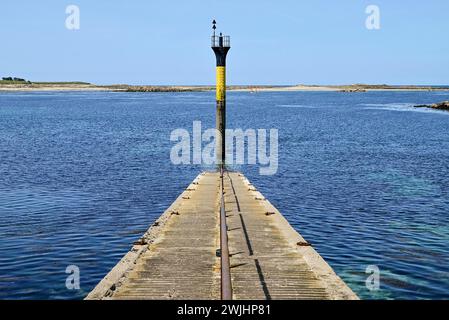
top-left (1, 83), bottom-right (449, 93)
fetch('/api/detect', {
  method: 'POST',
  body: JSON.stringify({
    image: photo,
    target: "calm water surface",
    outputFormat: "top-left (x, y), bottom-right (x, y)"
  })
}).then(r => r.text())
top-left (1, 90), bottom-right (449, 299)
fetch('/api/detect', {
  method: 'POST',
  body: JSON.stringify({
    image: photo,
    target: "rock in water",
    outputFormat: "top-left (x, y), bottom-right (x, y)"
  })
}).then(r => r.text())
top-left (414, 101), bottom-right (449, 111)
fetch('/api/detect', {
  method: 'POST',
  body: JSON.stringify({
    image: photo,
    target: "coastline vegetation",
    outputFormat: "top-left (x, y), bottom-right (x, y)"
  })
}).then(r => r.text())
top-left (0, 76), bottom-right (90, 86)
top-left (1, 77), bottom-right (448, 93)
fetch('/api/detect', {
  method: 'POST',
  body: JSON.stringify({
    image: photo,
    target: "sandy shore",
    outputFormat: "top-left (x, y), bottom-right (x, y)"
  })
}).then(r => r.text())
top-left (233, 85), bottom-right (339, 92)
top-left (0, 84), bottom-right (115, 92)
top-left (234, 85), bottom-right (449, 92)
top-left (1, 84), bottom-right (448, 93)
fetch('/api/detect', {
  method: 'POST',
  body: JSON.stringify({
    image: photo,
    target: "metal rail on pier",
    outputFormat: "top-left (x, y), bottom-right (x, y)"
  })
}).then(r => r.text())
top-left (86, 171), bottom-right (358, 300)
top-left (220, 166), bottom-right (232, 300)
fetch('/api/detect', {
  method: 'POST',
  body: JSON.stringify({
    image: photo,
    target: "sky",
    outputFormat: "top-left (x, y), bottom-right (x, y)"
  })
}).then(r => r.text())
top-left (0, 0), bottom-right (448, 85)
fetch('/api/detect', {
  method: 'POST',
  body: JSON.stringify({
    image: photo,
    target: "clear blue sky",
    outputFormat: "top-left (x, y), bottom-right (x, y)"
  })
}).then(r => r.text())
top-left (0, 0), bottom-right (448, 85)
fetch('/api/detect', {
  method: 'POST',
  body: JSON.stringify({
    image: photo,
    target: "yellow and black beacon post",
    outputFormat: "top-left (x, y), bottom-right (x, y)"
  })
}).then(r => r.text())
top-left (211, 20), bottom-right (231, 168)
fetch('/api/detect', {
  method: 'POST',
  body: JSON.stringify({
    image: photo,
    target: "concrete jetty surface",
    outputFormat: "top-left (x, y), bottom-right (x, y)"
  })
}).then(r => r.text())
top-left (86, 172), bottom-right (358, 300)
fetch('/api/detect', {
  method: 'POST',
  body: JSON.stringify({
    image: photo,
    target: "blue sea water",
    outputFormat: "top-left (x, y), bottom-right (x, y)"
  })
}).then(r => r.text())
top-left (1, 90), bottom-right (449, 300)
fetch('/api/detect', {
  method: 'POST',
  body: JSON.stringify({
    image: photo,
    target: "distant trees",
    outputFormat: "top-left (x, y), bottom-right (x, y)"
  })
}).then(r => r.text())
top-left (1, 77), bottom-right (29, 83)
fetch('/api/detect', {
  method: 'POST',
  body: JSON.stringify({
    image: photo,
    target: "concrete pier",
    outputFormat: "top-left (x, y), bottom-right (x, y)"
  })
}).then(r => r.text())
top-left (86, 172), bottom-right (358, 300)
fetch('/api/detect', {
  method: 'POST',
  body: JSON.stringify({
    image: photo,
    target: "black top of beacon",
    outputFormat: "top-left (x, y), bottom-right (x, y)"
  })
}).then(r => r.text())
top-left (211, 20), bottom-right (231, 67)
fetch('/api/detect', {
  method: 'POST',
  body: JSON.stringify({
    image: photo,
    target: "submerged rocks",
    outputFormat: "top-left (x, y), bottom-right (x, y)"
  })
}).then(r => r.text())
top-left (415, 101), bottom-right (449, 111)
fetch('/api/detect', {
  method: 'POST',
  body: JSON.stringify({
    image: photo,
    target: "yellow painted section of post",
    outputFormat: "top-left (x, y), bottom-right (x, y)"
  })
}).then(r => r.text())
top-left (216, 66), bottom-right (226, 102)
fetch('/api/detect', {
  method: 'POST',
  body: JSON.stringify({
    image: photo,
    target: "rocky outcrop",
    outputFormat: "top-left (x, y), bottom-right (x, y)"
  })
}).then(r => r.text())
top-left (339, 88), bottom-right (367, 93)
top-left (415, 101), bottom-right (449, 111)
